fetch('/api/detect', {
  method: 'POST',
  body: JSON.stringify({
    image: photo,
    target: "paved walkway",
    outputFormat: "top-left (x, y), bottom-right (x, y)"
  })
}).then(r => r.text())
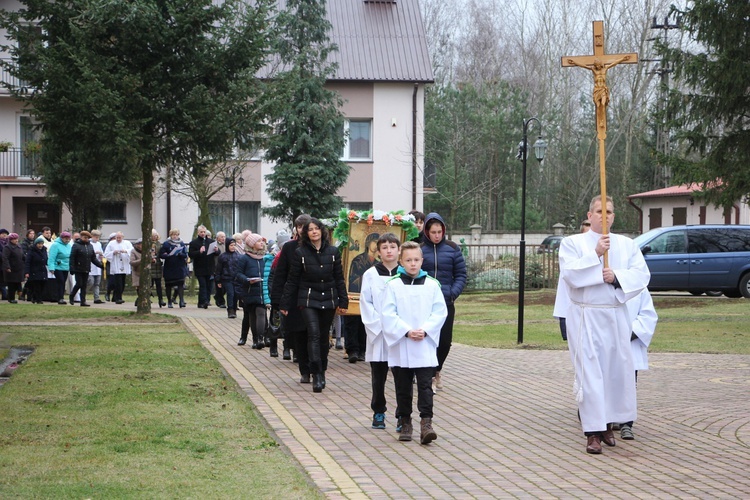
top-left (123, 304), bottom-right (750, 498)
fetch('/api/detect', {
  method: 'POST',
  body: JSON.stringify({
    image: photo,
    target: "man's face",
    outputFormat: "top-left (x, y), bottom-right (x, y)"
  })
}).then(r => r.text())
top-left (28, 230), bottom-right (36, 239)
top-left (587, 201), bottom-right (614, 234)
top-left (73, 233), bottom-right (80, 240)
top-left (217, 234), bottom-right (226, 244)
top-left (43, 229), bottom-right (51, 238)
top-left (198, 229), bottom-right (206, 238)
top-left (400, 248), bottom-right (423, 276)
top-left (116, 233), bottom-right (123, 243)
top-left (378, 242), bottom-right (399, 265)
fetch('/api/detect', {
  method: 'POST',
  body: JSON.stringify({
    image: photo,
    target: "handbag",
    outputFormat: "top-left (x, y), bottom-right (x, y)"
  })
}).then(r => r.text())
top-left (266, 306), bottom-right (282, 340)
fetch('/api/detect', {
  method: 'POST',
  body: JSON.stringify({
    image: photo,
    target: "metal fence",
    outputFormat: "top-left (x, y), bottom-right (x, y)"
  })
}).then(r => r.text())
top-left (462, 244), bottom-right (560, 292)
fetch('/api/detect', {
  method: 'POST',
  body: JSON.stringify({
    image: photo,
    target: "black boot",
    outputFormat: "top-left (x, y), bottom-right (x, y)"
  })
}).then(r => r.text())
top-left (312, 373), bottom-right (324, 393)
top-left (282, 339), bottom-right (291, 361)
top-left (269, 339), bottom-right (278, 357)
top-left (238, 337), bottom-right (247, 346)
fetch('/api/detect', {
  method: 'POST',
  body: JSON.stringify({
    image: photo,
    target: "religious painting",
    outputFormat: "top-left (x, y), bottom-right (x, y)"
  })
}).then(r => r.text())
top-left (331, 209), bottom-right (419, 315)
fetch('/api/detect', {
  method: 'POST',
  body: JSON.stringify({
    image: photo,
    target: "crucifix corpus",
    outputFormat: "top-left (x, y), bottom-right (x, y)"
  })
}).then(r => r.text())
top-left (562, 20), bottom-right (638, 266)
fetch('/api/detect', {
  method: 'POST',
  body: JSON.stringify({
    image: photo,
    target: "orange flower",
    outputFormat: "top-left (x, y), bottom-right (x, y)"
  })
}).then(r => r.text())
top-left (395, 214), bottom-right (402, 221)
top-left (382, 214), bottom-right (391, 226)
top-left (348, 210), bottom-right (357, 220)
top-left (367, 214), bottom-right (374, 225)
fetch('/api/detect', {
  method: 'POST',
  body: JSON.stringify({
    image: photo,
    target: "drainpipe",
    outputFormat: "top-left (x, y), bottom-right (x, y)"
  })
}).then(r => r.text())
top-left (628, 197), bottom-right (643, 234)
top-left (412, 83), bottom-right (418, 209)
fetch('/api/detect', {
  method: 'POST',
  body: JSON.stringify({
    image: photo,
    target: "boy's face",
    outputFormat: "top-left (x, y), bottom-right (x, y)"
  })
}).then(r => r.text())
top-left (415, 219), bottom-right (424, 232)
top-left (400, 248), bottom-right (423, 276)
top-left (377, 242), bottom-right (399, 265)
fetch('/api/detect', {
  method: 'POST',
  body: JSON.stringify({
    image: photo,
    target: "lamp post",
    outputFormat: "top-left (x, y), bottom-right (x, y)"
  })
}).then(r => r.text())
top-left (224, 167), bottom-right (244, 235)
top-left (516, 118), bottom-right (547, 344)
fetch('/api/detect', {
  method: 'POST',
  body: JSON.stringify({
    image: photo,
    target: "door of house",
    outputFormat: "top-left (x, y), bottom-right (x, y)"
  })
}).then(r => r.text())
top-left (27, 203), bottom-right (60, 235)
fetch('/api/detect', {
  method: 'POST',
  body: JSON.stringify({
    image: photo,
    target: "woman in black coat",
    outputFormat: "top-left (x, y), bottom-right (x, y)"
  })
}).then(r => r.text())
top-left (281, 218), bottom-right (348, 393)
top-left (24, 237), bottom-right (48, 304)
top-left (159, 229), bottom-right (189, 308)
top-left (2, 233), bottom-right (24, 303)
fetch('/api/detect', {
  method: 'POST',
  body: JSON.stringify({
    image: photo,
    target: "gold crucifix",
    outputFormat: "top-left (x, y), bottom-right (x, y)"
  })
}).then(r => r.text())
top-left (562, 21), bottom-right (638, 266)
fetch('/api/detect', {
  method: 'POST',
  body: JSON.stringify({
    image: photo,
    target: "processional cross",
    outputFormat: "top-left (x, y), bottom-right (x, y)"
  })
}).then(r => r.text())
top-left (562, 21), bottom-right (638, 266)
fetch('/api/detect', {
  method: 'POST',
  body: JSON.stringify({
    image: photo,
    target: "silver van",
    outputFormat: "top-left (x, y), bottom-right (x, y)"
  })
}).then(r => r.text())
top-left (633, 225), bottom-right (750, 298)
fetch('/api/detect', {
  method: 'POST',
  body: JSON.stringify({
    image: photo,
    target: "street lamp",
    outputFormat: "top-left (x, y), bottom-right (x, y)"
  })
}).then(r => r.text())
top-left (516, 118), bottom-right (547, 344)
top-left (224, 167), bottom-right (244, 235)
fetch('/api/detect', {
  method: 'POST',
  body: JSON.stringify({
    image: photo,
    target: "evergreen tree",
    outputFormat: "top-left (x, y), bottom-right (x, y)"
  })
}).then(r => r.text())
top-left (659, 1), bottom-right (750, 207)
top-left (263, 0), bottom-right (349, 225)
top-left (1, 0), bottom-right (272, 313)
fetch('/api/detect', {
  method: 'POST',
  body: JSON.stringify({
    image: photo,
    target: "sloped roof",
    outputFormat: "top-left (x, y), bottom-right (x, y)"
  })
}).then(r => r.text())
top-left (271, 0), bottom-right (434, 83)
top-left (628, 183), bottom-right (703, 199)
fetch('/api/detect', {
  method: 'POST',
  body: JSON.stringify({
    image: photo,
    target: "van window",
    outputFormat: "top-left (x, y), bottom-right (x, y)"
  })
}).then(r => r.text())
top-left (647, 230), bottom-right (686, 254)
top-left (688, 228), bottom-right (750, 253)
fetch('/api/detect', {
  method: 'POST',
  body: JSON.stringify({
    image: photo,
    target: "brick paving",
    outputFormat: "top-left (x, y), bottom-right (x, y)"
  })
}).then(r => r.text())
top-left (113, 304), bottom-right (750, 498)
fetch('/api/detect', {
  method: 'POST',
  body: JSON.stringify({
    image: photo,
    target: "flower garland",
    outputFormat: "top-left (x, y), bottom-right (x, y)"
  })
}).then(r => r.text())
top-left (329, 209), bottom-right (419, 248)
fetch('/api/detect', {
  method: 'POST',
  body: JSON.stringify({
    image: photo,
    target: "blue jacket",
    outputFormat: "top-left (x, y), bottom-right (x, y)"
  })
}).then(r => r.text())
top-left (48, 238), bottom-right (71, 272)
top-left (215, 249), bottom-right (243, 283)
top-left (420, 212), bottom-right (467, 303)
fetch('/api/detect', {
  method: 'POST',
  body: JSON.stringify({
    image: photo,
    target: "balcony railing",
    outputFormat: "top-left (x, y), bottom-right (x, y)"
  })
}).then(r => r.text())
top-left (0, 147), bottom-right (41, 178)
top-left (0, 58), bottom-right (37, 94)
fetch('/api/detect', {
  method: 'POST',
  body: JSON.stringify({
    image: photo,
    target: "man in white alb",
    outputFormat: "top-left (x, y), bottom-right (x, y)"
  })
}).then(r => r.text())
top-left (558, 195), bottom-right (650, 454)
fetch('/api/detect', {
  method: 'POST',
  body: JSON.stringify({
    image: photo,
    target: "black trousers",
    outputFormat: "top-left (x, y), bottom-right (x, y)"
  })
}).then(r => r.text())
top-left (344, 315), bottom-right (367, 356)
top-left (151, 277), bottom-right (163, 304)
top-left (241, 303), bottom-right (266, 343)
top-left (70, 272), bottom-right (90, 304)
top-left (436, 303), bottom-right (455, 372)
top-left (54, 270), bottom-right (69, 301)
top-left (392, 366), bottom-right (434, 419)
top-left (301, 308), bottom-right (335, 375)
top-left (370, 361), bottom-right (389, 414)
top-left (111, 274), bottom-right (126, 301)
top-left (28, 280), bottom-right (45, 303)
top-left (6, 282), bottom-right (21, 301)
top-left (214, 281), bottom-right (226, 306)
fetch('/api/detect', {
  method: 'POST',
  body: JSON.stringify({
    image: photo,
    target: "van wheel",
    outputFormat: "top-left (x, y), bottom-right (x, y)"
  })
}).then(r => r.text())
top-left (723, 290), bottom-right (742, 298)
top-left (740, 274), bottom-right (750, 299)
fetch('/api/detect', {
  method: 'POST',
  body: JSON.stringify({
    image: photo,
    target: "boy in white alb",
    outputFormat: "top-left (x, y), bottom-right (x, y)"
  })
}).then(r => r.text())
top-left (360, 233), bottom-right (401, 430)
top-left (382, 241), bottom-right (448, 444)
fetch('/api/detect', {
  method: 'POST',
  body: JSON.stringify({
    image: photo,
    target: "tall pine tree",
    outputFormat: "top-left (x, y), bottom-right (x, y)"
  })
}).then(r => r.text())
top-left (659, 1), bottom-right (750, 208)
top-left (263, 0), bottom-right (349, 225)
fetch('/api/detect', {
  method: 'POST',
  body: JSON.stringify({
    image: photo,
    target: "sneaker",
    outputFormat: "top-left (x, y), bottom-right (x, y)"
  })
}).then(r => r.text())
top-left (395, 416), bottom-right (403, 433)
top-left (372, 413), bottom-right (386, 430)
top-left (620, 424), bottom-right (635, 440)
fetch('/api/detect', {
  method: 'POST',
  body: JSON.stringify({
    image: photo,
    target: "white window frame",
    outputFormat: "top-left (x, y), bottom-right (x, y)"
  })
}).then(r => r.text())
top-left (342, 119), bottom-right (372, 161)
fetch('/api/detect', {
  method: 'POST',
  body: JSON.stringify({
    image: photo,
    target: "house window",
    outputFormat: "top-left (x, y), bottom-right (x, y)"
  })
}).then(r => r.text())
top-left (344, 202), bottom-right (373, 212)
top-left (101, 202), bottom-right (127, 223)
top-left (343, 120), bottom-right (372, 161)
top-left (208, 201), bottom-right (260, 235)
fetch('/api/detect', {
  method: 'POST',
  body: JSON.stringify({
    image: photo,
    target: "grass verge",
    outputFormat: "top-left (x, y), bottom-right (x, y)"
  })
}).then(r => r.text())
top-left (454, 290), bottom-right (750, 354)
top-left (0, 313), bottom-right (321, 498)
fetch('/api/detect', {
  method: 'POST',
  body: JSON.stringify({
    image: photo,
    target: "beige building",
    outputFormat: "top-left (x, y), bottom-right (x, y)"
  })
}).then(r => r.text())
top-left (628, 183), bottom-right (750, 234)
top-left (0, 0), bottom-right (433, 240)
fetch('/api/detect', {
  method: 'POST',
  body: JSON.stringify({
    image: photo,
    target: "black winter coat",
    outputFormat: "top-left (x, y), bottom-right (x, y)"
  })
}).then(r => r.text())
top-left (69, 239), bottom-right (103, 274)
top-left (2, 243), bottom-right (25, 283)
top-left (188, 236), bottom-right (215, 277)
top-left (235, 254), bottom-right (265, 306)
top-left (281, 241), bottom-right (348, 311)
top-left (216, 249), bottom-right (242, 283)
top-left (24, 245), bottom-right (48, 281)
top-left (160, 239), bottom-right (189, 284)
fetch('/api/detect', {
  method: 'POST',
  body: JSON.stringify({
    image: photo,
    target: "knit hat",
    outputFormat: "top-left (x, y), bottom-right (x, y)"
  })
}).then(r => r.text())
top-left (8, 232), bottom-right (19, 240)
top-left (108, 232), bottom-right (117, 240)
top-left (80, 230), bottom-right (92, 238)
top-left (34, 236), bottom-right (45, 244)
top-left (0, 228), bottom-right (8, 235)
top-left (245, 233), bottom-right (264, 249)
top-left (134, 238), bottom-right (142, 244)
top-left (60, 231), bottom-right (72, 238)
top-left (276, 229), bottom-right (291, 247)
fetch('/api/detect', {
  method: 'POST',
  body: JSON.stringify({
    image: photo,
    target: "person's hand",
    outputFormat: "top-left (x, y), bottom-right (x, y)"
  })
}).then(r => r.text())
top-left (595, 234), bottom-right (610, 257)
top-left (200, 246), bottom-right (206, 253)
top-left (407, 329), bottom-right (426, 341)
top-left (25, 273), bottom-right (29, 279)
top-left (280, 309), bottom-right (288, 316)
top-left (216, 283), bottom-right (222, 288)
top-left (602, 267), bottom-right (616, 284)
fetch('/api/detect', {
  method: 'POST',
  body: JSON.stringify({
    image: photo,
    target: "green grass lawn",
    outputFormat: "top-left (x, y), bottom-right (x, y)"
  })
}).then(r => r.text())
top-left (454, 290), bottom-right (750, 354)
top-left (0, 305), bottom-right (321, 499)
